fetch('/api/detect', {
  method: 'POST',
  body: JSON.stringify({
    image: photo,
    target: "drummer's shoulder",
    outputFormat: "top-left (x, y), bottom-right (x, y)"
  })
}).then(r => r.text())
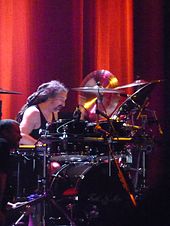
top-left (23, 106), bottom-right (40, 117)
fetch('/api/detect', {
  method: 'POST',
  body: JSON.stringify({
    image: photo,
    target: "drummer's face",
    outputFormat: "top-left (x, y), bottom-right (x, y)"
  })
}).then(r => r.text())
top-left (49, 91), bottom-right (67, 112)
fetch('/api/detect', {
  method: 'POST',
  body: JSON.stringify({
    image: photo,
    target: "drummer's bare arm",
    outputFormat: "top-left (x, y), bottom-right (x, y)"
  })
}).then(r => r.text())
top-left (19, 133), bottom-right (37, 145)
top-left (19, 107), bottom-right (41, 145)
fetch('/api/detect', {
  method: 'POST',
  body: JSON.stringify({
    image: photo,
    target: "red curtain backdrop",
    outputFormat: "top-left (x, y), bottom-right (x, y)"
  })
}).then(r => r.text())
top-left (0, 0), bottom-right (32, 119)
top-left (0, 0), bottom-right (133, 119)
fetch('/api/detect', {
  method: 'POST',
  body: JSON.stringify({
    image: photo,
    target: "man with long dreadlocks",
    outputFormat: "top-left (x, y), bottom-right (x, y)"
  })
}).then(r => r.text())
top-left (16, 80), bottom-right (68, 145)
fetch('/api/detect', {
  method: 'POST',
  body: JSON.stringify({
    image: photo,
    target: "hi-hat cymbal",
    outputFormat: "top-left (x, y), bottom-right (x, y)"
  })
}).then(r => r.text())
top-left (0, 88), bottom-right (22, 94)
top-left (72, 86), bottom-right (127, 95)
top-left (114, 80), bottom-right (148, 90)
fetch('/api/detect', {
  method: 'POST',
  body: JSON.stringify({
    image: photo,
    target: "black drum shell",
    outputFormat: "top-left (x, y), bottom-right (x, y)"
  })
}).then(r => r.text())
top-left (47, 119), bottom-right (87, 135)
top-left (50, 161), bottom-right (134, 202)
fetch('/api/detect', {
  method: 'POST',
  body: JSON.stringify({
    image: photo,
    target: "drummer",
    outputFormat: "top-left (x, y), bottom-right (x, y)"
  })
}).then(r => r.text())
top-left (16, 80), bottom-right (68, 145)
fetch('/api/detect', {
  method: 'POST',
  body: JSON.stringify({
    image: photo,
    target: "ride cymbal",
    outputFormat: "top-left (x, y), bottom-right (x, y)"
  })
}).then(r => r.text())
top-left (72, 86), bottom-right (126, 95)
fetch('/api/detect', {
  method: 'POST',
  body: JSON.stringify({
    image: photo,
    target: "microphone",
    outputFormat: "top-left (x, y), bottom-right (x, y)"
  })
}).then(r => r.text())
top-left (73, 105), bottom-right (81, 121)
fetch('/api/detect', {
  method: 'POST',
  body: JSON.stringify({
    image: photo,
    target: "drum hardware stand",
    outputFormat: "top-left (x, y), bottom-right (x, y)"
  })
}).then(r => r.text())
top-left (95, 96), bottom-right (112, 177)
top-left (133, 114), bottom-right (152, 198)
top-left (95, 97), bottom-right (120, 178)
top-left (94, 90), bottom-right (137, 206)
top-left (15, 152), bottom-right (22, 198)
top-left (35, 142), bottom-right (49, 226)
top-left (140, 114), bottom-right (151, 191)
top-left (106, 133), bottom-right (137, 207)
top-left (132, 147), bottom-right (142, 194)
top-left (94, 108), bottom-right (137, 206)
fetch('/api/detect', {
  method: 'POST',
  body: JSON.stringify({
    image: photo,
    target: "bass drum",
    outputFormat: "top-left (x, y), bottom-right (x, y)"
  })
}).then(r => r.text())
top-left (48, 161), bottom-right (135, 226)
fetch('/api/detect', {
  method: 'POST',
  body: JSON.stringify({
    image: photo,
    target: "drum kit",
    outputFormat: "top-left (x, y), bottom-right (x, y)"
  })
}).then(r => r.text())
top-left (1, 73), bottom-right (163, 226)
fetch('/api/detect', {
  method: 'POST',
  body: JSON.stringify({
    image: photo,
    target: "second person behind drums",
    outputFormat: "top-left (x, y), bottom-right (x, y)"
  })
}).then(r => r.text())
top-left (16, 80), bottom-right (68, 145)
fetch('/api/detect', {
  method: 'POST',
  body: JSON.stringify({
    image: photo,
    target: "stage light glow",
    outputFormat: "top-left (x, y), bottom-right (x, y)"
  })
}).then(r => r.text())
top-left (51, 161), bottom-right (61, 169)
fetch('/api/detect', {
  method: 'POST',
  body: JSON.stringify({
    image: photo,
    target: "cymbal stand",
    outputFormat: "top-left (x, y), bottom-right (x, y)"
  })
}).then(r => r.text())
top-left (134, 114), bottom-right (150, 196)
top-left (140, 114), bottom-right (151, 191)
top-left (95, 89), bottom-right (119, 177)
top-left (95, 93), bottom-right (112, 177)
top-left (104, 130), bottom-right (137, 207)
top-left (95, 94), bottom-right (136, 206)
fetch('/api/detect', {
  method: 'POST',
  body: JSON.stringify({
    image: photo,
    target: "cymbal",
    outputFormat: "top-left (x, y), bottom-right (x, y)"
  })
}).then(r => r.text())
top-left (72, 86), bottom-right (126, 95)
top-left (0, 88), bottom-right (22, 94)
top-left (77, 70), bottom-right (124, 122)
top-left (114, 81), bottom-right (160, 118)
top-left (114, 80), bottom-right (148, 89)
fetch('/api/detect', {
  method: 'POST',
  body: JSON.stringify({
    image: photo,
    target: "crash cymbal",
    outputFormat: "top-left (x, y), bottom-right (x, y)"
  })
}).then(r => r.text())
top-left (72, 86), bottom-right (126, 95)
top-left (77, 69), bottom-right (125, 122)
top-left (114, 80), bottom-right (148, 90)
top-left (0, 88), bottom-right (22, 94)
top-left (80, 69), bottom-right (119, 88)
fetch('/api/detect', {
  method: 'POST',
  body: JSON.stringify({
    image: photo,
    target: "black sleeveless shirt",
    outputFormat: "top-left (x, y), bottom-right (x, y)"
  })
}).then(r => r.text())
top-left (30, 105), bottom-right (55, 140)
